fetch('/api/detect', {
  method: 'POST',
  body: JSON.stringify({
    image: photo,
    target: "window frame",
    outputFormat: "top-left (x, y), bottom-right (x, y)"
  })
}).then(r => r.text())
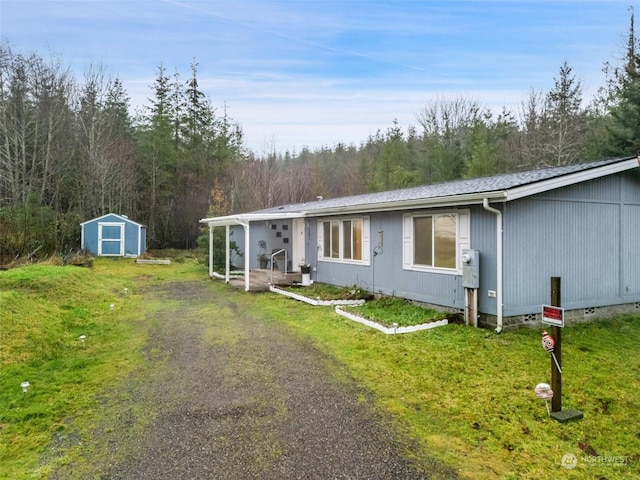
top-left (318, 216), bottom-right (370, 265)
top-left (403, 209), bottom-right (469, 274)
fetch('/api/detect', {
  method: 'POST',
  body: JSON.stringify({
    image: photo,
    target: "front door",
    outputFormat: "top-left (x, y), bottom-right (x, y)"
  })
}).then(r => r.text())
top-left (98, 222), bottom-right (125, 256)
top-left (292, 218), bottom-right (306, 269)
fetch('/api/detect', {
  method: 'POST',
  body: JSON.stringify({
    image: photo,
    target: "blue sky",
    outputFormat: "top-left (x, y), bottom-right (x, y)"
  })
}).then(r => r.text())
top-left (0, 1), bottom-right (635, 153)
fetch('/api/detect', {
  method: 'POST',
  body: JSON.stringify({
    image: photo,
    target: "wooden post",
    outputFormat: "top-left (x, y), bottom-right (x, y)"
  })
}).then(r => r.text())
top-left (550, 277), bottom-right (562, 413)
top-left (546, 277), bottom-right (582, 423)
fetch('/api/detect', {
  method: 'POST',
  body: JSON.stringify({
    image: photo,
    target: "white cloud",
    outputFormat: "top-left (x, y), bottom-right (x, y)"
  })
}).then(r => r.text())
top-left (1, 0), bottom-right (632, 153)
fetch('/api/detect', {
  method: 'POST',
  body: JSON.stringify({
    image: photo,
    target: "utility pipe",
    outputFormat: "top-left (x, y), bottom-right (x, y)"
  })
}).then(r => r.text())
top-left (483, 198), bottom-right (503, 333)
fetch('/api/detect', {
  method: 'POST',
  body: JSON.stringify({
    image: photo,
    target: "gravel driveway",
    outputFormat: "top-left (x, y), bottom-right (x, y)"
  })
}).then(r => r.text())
top-left (58, 280), bottom-right (456, 479)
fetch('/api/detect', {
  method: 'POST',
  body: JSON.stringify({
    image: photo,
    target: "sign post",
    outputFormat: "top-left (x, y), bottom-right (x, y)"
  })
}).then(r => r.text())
top-left (541, 277), bottom-right (583, 423)
top-left (550, 277), bottom-right (562, 413)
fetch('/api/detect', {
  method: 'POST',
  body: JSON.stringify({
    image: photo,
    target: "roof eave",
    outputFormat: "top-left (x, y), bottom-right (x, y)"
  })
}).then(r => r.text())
top-left (200, 211), bottom-right (305, 227)
top-left (79, 213), bottom-right (145, 227)
top-left (303, 191), bottom-right (507, 217)
top-left (505, 157), bottom-right (639, 201)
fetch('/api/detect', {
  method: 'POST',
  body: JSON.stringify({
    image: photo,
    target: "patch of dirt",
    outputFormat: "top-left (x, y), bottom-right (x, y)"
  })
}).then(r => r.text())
top-left (53, 280), bottom-right (456, 479)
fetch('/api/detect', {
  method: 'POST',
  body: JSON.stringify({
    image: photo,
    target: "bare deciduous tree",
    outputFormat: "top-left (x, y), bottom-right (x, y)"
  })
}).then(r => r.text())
top-left (0, 44), bottom-right (72, 208)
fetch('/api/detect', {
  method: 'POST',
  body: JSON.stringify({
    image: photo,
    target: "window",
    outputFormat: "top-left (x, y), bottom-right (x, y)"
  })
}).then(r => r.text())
top-left (403, 211), bottom-right (469, 272)
top-left (413, 215), bottom-right (457, 269)
top-left (323, 221), bottom-right (340, 259)
top-left (318, 217), bottom-right (369, 264)
top-left (413, 217), bottom-right (433, 265)
top-left (343, 219), bottom-right (362, 260)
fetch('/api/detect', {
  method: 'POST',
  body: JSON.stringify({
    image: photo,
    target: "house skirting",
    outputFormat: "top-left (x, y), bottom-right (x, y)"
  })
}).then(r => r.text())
top-left (479, 302), bottom-right (640, 330)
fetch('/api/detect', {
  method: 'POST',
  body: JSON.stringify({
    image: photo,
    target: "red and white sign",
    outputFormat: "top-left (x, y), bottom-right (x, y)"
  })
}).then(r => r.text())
top-left (542, 305), bottom-right (564, 327)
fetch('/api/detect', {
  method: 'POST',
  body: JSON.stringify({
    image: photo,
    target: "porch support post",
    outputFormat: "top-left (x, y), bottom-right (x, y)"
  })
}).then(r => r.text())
top-left (239, 220), bottom-right (251, 292)
top-left (209, 224), bottom-right (214, 278)
top-left (225, 224), bottom-right (230, 283)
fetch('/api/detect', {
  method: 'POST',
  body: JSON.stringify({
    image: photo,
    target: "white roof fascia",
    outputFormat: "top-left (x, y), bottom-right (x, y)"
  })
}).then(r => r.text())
top-left (505, 157), bottom-right (639, 201)
top-left (302, 191), bottom-right (507, 217)
top-left (200, 212), bottom-right (305, 227)
top-left (79, 213), bottom-right (124, 226)
top-left (80, 213), bottom-right (145, 227)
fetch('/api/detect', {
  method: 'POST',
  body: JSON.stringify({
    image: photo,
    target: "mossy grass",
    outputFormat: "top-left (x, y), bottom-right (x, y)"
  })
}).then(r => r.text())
top-left (285, 282), bottom-right (373, 300)
top-left (285, 284), bottom-right (450, 327)
top-left (249, 292), bottom-right (640, 479)
top-left (342, 296), bottom-right (449, 327)
top-left (0, 254), bottom-right (207, 478)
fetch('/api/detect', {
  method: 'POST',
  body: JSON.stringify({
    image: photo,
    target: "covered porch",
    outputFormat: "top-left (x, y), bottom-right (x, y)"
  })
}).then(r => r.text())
top-left (199, 212), bottom-right (307, 291)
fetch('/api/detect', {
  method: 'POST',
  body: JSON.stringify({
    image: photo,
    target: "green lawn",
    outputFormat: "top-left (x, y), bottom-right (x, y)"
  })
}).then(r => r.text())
top-left (0, 256), bottom-right (206, 479)
top-left (247, 289), bottom-right (640, 479)
top-left (1, 257), bottom-right (638, 479)
top-left (342, 295), bottom-right (453, 327)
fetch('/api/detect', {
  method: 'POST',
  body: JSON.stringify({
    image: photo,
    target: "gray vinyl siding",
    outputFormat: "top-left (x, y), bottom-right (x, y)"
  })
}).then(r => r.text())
top-left (622, 204), bottom-right (640, 298)
top-left (247, 220), bottom-right (298, 269)
top-left (307, 169), bottom-right (640, 317)
top-left (502, 170), bottom-right (640, 316)
top-left (249, 223), bottom-right (270, 268)
top-left (314, 211), bottom-right (467, 310)
top-left (620, 169), bottom-right (640, 299)
top-left (503, 198), bottom-right (619, 315)
top-left (313, 213), bottom-right (380, 292)
top-left (469, 206), bottom-right (499, 316)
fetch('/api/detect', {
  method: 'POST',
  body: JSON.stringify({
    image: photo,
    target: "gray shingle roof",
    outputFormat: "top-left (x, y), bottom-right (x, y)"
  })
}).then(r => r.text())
top-left (248, 157), bottom-right (633, 216)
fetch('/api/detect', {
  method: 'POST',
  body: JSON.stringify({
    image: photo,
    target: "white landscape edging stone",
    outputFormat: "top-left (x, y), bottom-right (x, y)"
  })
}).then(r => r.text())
top-left (334, 306), bottom-right (448, 334)
top-left (269, 285), bottom-right (366, 306)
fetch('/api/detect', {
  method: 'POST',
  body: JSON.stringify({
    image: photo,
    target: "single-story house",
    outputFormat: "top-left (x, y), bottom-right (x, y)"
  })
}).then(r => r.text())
top-left (81, 213), bottom-right (146, 257)
top-left (201, 156), bottom-right (640, 331)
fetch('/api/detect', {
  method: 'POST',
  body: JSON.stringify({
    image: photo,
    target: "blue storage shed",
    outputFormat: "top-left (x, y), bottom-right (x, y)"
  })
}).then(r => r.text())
top-left (80, 213), bottom-right (146, 257)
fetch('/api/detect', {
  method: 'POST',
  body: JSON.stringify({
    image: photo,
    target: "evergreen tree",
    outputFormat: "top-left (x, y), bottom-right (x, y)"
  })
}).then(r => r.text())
top-left (369, 120), bottom-right (416, 190)
top-left (542, 61), bottom-right (587, 165)
top-left (416, 97), bottom-right (484, 183)
top-left (605, 7), bottom-right (640, 155)
top-left (135, 64), bottom-right (178, 246)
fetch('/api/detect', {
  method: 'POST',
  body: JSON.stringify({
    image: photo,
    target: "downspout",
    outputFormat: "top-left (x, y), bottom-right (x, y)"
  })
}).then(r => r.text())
top-left (483, 198), bottom-right (503, 333)
top-left (236, 219), bottom-right (251, 291)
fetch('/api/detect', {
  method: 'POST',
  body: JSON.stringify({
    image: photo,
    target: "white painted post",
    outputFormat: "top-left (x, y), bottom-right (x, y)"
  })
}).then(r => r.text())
top-left (242, 221), bottom-right (250, 291)
top-left (225, 224), bottom-right (230, 283)
top-left (209, 225), bottom-right (214, 278)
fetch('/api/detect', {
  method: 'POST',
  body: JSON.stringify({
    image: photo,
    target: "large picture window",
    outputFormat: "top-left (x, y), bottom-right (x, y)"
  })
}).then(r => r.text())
top-left (318, 217), bottom-right (369, 264)
top-left (413, 214), bottom-right (456, 268)
top-left (403, 210), bottom-right (469, 273)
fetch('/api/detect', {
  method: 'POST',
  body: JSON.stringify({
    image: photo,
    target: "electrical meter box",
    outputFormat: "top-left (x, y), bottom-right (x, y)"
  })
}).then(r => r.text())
top-left (462, 249), bottom-right (480, 289)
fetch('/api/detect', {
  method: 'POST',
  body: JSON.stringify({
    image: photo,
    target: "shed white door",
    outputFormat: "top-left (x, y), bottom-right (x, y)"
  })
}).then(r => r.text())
top-left (98, 222), bottom-right (125, 256)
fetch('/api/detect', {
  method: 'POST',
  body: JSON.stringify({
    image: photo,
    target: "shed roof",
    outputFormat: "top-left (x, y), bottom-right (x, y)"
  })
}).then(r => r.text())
top-left (80, 213), bottom-right (146, 227)
top-left (201, 156), bottom-right (639, 226)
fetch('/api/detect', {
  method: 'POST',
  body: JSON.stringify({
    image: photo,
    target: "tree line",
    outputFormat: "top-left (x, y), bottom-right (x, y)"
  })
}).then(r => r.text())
top-left (1, 12), bottom-right (640, 262)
